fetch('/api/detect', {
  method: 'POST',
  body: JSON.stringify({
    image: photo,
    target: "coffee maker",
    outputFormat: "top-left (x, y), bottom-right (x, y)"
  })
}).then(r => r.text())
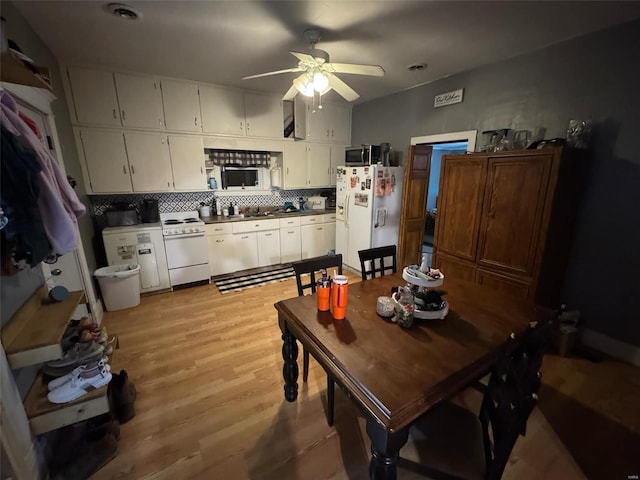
top-left (140, 199), bottom-right (159, 223)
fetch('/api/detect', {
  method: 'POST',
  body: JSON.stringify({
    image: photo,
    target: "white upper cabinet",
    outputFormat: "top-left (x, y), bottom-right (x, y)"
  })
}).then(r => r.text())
top-left (283, 142), bottom-right (331, 188)
top-left (244, 92), bottom-right (283, 138)
top-left (200, 85), bottom-right (245, 135)
top-left (114, 73), bottom-right (165, 130)
top-left (76, 128), bottom-right (132, 193)
top-left (308, 143), bottom-right (331, 187)
top-left (283, 142), bottom-right (309, 188)
top-left (67, 67), bottom-right (121, 127)
top-left (168, 135), bottom-right (206, 190)
top-left (306, 104), bottom-right (330, 142)
top-left (161, 79), bottom-right (201, 132)
top-left (326, 103), bottom-right (351, 144)
top-left (124, 132), bottom-right (173, 192)
top-left (301, 99), bottom-right (351, 144)
top-left (293, 97), bottom-right (307, 140)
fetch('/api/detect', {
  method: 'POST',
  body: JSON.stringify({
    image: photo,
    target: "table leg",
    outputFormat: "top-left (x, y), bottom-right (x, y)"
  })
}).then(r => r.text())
top-left (366, 417), bottom-right (408, 480)
top-left (281, 324), bottom-right (299, 402)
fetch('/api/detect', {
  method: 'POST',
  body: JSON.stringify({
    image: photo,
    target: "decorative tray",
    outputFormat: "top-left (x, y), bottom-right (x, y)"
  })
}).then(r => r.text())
top-left (402, 266), bottom-right (444, 288)
top-left (414, 300), bottom-right (449, 320)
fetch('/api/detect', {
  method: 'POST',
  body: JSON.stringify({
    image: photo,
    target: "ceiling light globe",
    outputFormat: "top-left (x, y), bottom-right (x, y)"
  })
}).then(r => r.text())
top-left (312, 72), bottom-right (329, 92)
top-left (294, 77), bottom-right (314, 97)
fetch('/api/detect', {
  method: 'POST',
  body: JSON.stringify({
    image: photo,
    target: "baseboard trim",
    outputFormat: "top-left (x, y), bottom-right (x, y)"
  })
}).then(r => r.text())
top-left (581, 329), bottom-right (640, 367)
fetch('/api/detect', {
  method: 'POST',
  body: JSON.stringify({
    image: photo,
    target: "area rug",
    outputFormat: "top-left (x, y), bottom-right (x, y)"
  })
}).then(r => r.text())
top-left (214, 266), bottom-right (295, 294)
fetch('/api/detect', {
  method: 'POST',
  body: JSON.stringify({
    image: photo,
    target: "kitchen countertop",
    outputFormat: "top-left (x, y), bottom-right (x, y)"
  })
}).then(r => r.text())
top-left (200, 208), bottom-right (336, 224)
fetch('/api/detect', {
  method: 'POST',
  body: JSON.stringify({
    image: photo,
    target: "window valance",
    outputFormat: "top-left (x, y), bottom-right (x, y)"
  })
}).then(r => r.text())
top-left (205, 149), bottom-right (270, 167)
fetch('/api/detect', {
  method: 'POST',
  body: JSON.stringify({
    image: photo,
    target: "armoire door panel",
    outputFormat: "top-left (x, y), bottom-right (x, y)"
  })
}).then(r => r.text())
top-left (475, 269), bottom-right (530, 300)
top-left (433, 252), bottom-right (476, 282)
top-left (434, 157), bottom-right (486, 261)
top-left (477, 154), bottom-right (552, 275)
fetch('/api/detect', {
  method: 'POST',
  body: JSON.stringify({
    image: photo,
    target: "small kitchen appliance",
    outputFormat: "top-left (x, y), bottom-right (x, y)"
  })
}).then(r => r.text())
top-left (140, 199), bottom-right (159, 223)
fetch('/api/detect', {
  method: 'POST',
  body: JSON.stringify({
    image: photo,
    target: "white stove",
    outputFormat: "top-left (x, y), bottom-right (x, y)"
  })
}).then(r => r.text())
top-left (161, 212), bottom-right (206, 237)
top-left (159, 211), bottom-right (210, 288)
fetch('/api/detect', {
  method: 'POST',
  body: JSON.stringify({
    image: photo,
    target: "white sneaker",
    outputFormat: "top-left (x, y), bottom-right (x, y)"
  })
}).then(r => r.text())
top-left (47, 357), bottom-right (110, 391)
top-left (47, 367), bottom-right (112, 404)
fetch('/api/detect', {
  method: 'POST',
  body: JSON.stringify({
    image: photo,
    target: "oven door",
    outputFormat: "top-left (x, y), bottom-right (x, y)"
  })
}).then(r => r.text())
top-left (164, 234), bottom-right (208, 269)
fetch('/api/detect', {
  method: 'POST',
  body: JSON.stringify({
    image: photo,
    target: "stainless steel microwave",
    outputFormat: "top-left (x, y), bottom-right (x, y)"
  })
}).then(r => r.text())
top-left (345, 145), bottom-right (381, 166)
top-left (221, 166), bottom-right (263, 190)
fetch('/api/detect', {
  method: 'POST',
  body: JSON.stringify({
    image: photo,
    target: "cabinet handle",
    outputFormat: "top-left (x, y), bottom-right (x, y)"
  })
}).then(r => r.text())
top-left (286, 168), bottom-right (289, 174)
top-left (167, 182), bottom-right (170, 187)
top-left (327, 168), bottom-right (330, 174)
top-left (317, 227), bottom-right (322, 231)
top-left (215, 228), bottom-right (223, 231)
top-left (254, 224), bottom-right (260, 227)
top-left (161, 137), bottom-right (165, 144)
top-left (131, 165), bottom-right (135, 174)
top-left (241, 235), bottom-right (248, 239)
top-left (216, 239), bottom-right (224, 243)
top-left (159, 119), bottom-right (163, 126)
top-left (195, 116), bottom-right (198, 126)
top-left (122, 165), bottom-right (127, 174)
top-left (265, 233), bottom-right (272, 237)
top-left (200, 166), bottom-right (204, 174)
top-left (122, 110), bottom-right (126, 120)
top-left (113, 109), bottom-right (117, 119)
top-left (331, 129), bottom-right (334, 137)
top-left (287, 230), bottom-right (294, 234)
top-left (326, 129), bottom-right (330, 137)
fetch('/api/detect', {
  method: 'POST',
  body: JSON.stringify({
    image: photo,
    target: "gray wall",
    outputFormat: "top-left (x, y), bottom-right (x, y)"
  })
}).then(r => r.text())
top-left (352, 19), bottom-right (640, 346)
top-left (2, 2), bottom-right (97, 276)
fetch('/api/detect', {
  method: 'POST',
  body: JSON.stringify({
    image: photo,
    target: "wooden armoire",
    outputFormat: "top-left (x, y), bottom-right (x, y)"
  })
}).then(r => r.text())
top-left (433, 146), bottom-right (586, 307)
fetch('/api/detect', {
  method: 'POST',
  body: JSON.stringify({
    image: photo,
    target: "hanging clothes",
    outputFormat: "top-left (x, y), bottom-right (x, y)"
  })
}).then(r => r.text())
top-left (1, 126), bottom-right (51, 272)
top-left (0, 90), bottom-right (86, 256)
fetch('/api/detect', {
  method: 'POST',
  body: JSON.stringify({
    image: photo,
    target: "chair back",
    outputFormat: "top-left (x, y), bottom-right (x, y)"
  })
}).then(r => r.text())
top-left (480, 321), bottom-right (551, 480)
top-left (292, 254), bottom-right (343, 296)
top-left (358, 245), bottom-right (397, 281)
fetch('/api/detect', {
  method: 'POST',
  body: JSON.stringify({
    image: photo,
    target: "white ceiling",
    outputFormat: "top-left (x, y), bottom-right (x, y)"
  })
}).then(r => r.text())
top-left (14, 1), bottom-right (640, 104)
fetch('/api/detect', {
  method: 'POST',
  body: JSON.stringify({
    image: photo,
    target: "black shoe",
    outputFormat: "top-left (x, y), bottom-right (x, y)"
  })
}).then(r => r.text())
top-left (110, 370), bottom-right (136, 424)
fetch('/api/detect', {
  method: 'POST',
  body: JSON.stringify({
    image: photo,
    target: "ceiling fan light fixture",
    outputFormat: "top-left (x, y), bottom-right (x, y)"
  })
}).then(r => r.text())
top-left (312, 72), bottom-right (329, 92)
top-left (294, 75), bottom-right (314, 97)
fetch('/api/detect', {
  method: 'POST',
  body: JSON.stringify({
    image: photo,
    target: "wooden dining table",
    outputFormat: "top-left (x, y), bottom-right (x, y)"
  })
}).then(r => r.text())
top-left (274, 271), bottom-right (548, 479)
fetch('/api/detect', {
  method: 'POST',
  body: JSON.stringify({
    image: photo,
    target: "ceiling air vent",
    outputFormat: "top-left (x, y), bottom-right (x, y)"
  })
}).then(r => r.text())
top-left (106, 3), bottom-right (141, 20)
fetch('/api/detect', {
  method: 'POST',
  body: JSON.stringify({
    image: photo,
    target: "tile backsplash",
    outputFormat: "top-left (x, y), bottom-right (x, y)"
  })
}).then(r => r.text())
top-left (89, 189), bottom-right (332, 216)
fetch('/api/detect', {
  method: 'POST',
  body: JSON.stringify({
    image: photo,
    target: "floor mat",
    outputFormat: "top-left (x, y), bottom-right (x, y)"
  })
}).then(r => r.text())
top-left (214, 266), bottom-right (295, 294)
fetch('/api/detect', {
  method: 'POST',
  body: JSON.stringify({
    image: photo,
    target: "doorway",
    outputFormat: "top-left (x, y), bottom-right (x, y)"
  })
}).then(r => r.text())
top-left (410, 131), bottom-right (477, 263)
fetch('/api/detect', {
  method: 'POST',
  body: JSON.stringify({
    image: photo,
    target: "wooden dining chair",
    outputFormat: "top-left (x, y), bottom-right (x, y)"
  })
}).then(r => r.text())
top-left (358, 245), bottom-right (397, 281)
top-left (399, 321), bottom-right (550, 480)
top-left (291, 254), bottom-right (343, 426)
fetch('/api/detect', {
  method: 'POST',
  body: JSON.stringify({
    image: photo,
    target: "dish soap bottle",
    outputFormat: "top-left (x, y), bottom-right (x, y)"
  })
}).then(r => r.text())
top-left (208, 172), bottom-right (217, 190)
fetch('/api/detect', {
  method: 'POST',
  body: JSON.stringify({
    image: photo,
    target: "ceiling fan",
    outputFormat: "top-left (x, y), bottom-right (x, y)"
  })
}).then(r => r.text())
top-left (242, 28), bottom-right (384, 104)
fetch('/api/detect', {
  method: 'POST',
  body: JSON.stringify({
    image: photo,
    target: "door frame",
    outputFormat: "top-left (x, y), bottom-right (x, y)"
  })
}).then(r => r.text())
top-left (410, 130), bottom-right (477, 151)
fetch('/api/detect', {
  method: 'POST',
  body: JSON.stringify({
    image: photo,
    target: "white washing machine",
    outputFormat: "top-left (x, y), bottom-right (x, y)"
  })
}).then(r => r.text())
top-left (102, 223), bottom-right (170, 293)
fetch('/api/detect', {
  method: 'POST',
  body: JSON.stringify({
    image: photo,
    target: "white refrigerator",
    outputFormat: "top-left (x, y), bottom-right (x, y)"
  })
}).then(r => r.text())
top-left (335, 165), bottom-right (404, 272)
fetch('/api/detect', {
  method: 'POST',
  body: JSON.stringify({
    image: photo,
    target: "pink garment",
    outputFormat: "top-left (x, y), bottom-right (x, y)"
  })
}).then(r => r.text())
top-left (1, 90), bottom-right (86, 255)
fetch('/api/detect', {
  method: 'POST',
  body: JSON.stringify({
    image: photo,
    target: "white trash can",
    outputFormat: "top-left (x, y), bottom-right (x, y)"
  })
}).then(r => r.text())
top-left (94, 264), bottom-right (141, 311)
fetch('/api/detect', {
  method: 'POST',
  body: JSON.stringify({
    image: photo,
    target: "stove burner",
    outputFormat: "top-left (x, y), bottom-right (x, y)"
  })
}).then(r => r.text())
top-left (184, 218), bottom-right (200, 223)
top-left (164, 219), bottom-right (183, 225)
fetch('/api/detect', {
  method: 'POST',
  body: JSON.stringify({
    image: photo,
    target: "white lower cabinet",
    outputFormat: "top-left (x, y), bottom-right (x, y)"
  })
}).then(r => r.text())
top-left (301, 224), bottom-right (328, 259)
top-left (207, 233), bottom-right (235, 277)
top-left (257, 230), bottom-right (281, 267)
top-left (280, 227), bottom-right (301, 263)
top-left (232, 232), bottom-right (259, 271)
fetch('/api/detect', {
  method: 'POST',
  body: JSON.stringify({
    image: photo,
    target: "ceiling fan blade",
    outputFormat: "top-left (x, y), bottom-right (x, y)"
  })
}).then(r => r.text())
top-left (242, 67), bottom-right (303, 80)
top-left (326, 73), bottom-right (360, 102)
top-left (328, 63), bottom-right (385, 77)
top-left (290, 51), bottom-right (316, 63)
top-left (282, 83), bottom-right (299, 101)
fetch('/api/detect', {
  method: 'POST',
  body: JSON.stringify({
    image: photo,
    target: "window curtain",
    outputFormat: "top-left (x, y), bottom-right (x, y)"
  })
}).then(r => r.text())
top-left (205, 149), bottom-right (270, 167)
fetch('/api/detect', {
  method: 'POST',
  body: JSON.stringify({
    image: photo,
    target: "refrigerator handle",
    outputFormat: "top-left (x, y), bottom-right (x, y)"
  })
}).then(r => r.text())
top-left (345, 191), bottom-right (350, 226)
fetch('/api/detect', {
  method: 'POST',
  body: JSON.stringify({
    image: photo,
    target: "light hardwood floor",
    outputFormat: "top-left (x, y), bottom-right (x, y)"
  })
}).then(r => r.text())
top-left (93, 271), bottom-right (640, 480)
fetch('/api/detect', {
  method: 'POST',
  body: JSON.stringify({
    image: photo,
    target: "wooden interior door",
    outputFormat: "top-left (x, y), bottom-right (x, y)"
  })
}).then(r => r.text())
top-left (476, 153), bottom-right (552, 275)
top-left (397, 145), bottom-right (431, 268)
top-left (434, 155), bottom-right (486, 261)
